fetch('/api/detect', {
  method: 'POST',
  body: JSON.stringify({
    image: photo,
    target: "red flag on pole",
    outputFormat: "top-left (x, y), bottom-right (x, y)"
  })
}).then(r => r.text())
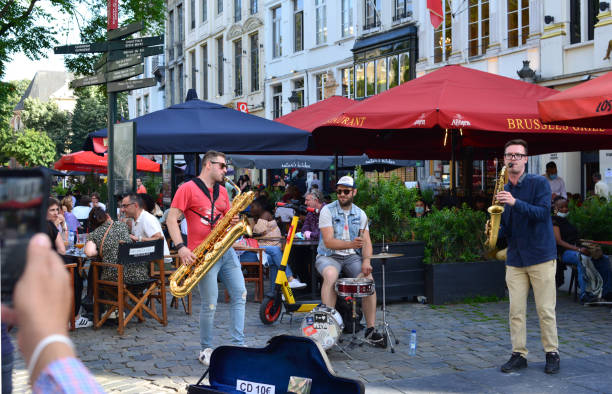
top-left (427, 0), bottom-right (444, 29)
top-left (107, 0), bottom-right (118, 30)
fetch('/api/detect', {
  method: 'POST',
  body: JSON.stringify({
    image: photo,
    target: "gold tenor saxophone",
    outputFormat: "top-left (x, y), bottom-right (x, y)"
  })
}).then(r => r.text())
top-left (169, 177), bottom-right (255, 297)
top-left (485, 164), bottom-right (511, 258)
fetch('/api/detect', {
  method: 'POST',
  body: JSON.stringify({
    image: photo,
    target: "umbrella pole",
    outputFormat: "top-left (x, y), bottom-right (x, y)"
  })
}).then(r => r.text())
top-left (450, 130), bottom-right (456, 196)
top-left (334, 153), bottom-right (339, 184)
top-left (107, 92), bottom-right (118, 220)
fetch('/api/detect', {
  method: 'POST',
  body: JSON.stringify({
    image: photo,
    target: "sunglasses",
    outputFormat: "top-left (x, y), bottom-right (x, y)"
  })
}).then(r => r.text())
top-left (211, 161), bottom-right (227, 169)
top-left (337, 189), bottom-right (353, 195)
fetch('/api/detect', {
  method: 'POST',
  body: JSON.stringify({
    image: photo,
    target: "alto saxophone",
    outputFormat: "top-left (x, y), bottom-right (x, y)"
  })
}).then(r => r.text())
top-left (485, 164), bottom-right (510, 258)
top-left (169, 177), bottom-right (255, 297)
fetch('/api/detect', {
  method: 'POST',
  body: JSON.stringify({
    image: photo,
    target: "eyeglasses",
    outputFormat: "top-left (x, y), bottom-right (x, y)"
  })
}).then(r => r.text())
top-left (120, 202), bottom-right (135, 208)
top-left (337, 189), bottom-right (353, 195)
top-left (210, 161), bottom-right (227, 169)
top-left (504, 153), bottom-right (526, 160)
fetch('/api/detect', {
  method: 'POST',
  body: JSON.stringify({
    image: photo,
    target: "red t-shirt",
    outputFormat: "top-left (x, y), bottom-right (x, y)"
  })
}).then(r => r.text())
top-left (171, 181), bottom-right (230, 250)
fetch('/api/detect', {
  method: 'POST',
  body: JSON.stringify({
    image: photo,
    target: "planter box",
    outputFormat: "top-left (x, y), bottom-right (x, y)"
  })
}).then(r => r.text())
top-left (371, 241), bottom-right (425, 303)
top-left (425, 260), bottom-right (506, 305)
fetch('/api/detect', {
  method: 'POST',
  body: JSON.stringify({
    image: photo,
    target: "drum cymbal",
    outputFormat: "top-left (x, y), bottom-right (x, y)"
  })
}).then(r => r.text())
top-left (369, 253), bottom-right (404, 259)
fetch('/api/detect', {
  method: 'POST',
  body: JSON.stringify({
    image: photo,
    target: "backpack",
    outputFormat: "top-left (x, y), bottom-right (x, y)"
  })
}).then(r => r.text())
top-left (578, 254), bottom-right (603, 302)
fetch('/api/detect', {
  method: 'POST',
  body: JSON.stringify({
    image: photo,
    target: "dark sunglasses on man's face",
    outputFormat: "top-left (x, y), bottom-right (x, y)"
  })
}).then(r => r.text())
top-left (211, 161), bottom-right (227, 169)
top-left (337, 189), bottom-right (352, 195)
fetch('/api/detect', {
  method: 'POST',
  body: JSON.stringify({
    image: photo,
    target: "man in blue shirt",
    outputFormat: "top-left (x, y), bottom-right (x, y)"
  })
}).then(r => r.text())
top-left (494, 139), bottom-right (560, 375)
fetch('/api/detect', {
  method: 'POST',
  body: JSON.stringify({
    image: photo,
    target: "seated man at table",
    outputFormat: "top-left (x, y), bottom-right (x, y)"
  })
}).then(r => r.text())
top-left (316, 176), bottom-right (384, 346)
top-left (300, 189), bottom-right (325, 240)
top-left (120, 193), bottom-right (171, 261)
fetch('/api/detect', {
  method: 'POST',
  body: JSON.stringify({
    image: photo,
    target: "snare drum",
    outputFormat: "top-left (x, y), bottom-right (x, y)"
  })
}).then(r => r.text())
top-left (335, 278), bottom-right (375, 297)
top-left (300, 306), bottom-right (344, 350)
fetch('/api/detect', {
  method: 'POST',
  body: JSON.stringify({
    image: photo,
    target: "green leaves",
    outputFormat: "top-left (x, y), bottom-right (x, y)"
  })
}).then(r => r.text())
top-left (569, 198), bottom-right (612, 253)
top-left (1, 127), bottom-right (56, 167)
top-left (20, 97), bottom-right (72, 158)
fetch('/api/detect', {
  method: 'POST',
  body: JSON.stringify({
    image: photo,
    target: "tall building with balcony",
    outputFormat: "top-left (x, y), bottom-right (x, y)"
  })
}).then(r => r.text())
top-left (171, 0), bottom-right (266, 115)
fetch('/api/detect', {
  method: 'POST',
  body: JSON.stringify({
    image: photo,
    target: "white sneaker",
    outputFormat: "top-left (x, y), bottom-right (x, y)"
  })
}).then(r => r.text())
top-left (74, 316), bottom-right (93, 329)
top-left (289, 278), bottom-right (307, 289)
top-left (198, 348), bottom-right (213, 366)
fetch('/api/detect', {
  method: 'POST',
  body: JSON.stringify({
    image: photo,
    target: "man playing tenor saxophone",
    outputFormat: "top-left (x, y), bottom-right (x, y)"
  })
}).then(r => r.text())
top-left (167, 151), bottom-right (246, 366)
top-left (490, 139), bottom-right (560, 375)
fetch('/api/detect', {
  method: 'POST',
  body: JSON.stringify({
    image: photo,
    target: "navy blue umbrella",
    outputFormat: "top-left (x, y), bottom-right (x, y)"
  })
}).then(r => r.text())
top-left (228, 154), bottom-right (335, 170)
top-left (85, 99), bottom-right (310, 154)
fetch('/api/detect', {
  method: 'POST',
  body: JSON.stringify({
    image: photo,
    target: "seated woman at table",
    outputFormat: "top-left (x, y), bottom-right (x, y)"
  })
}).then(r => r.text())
top-left (247, 197), bottom-right (306, 291)
top-left (84, 207), bottom-right (148, 284)
top-left (46, 198), bottom-right (66, 255)
top-left (61, 196), bottom-right (81, 234)
top-left (552, 198), bottom-right (611, 302)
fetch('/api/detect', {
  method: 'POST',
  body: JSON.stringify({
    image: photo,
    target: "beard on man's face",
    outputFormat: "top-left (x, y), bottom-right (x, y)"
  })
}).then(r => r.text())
top-left (338, 195), bottom-right (353, 208)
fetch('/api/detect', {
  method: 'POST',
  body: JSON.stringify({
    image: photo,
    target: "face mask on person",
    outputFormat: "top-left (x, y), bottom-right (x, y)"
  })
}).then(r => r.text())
top-left (415, 206), bottom-right (425, 215)
top-left (556, 211), bottom-right (568, 218)
top-left (549, 174), bottom-right (557, 180)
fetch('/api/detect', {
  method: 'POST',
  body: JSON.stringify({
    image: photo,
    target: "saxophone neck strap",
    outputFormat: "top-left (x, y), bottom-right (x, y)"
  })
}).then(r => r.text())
top-left (191, 178), bottom-right (222, 227)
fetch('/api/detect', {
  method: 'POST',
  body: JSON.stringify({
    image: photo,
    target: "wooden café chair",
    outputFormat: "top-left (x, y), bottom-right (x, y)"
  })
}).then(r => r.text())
top-left (92, 239), bottom-right (167, 335)
top-left (150, 252), bottom-right (192, 315)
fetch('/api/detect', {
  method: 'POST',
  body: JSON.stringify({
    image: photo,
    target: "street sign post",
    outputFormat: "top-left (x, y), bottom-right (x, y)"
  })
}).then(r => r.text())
top-left (107, 78), bottom-right (157, 93)
top-left (54, 42), bottom-right (108, 54)
top-left (107, 45), bottom-right (163, 61)
top-left (107, 36), bottom-right (163, 51)
top-left (106, 64), bottom-right (144, 82)
top-left (107, 21), bottom-right (143, 40)
top-left (70, 74), bottom-right (106, 88)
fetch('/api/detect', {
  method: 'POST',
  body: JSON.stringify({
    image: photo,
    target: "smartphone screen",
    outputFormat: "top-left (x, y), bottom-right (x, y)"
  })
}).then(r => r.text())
top-left (0, 168), bottom-right (49, 304)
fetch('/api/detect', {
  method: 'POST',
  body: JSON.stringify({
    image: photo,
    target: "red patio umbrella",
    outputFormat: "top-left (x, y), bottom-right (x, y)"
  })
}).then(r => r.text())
top-left (276, 96), bottom-right (355, 132)
top-left (54, 151), bottom-right (161, 173)
top-left (312, 65), bottom-right (612, 159)
top-left (538, 70), bottom-right (612, 128)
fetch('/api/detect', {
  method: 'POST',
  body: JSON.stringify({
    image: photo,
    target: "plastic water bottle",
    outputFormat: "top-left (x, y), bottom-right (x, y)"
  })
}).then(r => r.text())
top-left (408, 330), bottom-right (417, 356)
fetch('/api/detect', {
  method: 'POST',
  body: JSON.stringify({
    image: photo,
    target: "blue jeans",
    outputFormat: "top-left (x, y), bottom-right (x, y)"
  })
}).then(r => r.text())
top-left (1, 350), bottom-right (12, 394)
top-left (240, 246), bottom-right (293, 297)
top-left (197, 248), bottom-right (246, 349)
top-left (562, 250), bottom-right (611, 300)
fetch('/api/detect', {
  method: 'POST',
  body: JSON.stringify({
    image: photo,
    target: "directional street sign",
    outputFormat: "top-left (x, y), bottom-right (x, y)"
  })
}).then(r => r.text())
top-left (107, 36), bottom-right (163, 51)
top-left (94, 53), bottom-right (108, 71)
top-left (70, 74), bottom-right (106, 88)
top-left (106, 64), bottom-right (144, 82)
top-left (107, 21), bottom-right (143, 40)
top-left (107, 55), bottom-right (143, 72)
top-left (108, 45), bottom-right (163, 61)
top-left (54, 42), bottom-right (108, 54)
top-left (107, 78), bottom-right (157, 93)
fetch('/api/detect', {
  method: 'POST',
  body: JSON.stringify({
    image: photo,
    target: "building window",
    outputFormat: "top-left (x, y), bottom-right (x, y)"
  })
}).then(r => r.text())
top-left (217, 37), bottom-right (224, 96)
top-left (202, 0), bottom-right (208, 21)
top-left (341, 0), bottom-right (354, 37)
top-left (169, 10), bottom-right (175, 60)
top-left (190, 51), bottom-right (197, 90)
top-left (468, 0), bottom-right (489, 57)
top-left (191, 0), bottom-right (196, 29)
top-left (400, 53), bottom-right (410, 84)
top-left (294, 1), bottom-right (303, 52)
top-left (177, 4), bottom-right (184, 55)
top-left (376, 58), bottom-right (387, 94)
top-left (388, 56), bottom-right (399, 89)
top-left (365, 61), bottom-right (375, 96)
top-left (507, 0), bottom-right (529, 48)
top-left (292, 78), bottom-right (304, 109)
top-left (394, 0), bottom-right (412, 21)
top-left (136, 97), bottom-right (141, 116)
top-left (364, 0), bottom-right (380, 30)
top-left (178, 64), bottom-right (184, 102)
top-left (250, 33), bottom-right (259, 92)
top-left (144, 95), bottom-right (150, 113)
top-left (234, 39), bottom-right (243, 96)
top-left (272, 6), bottom-right (282, 58)
top-left (434, 0), bottom-right (452, 63)
top-left (316, 73), bottom-right (327, 102)
top-left (202, 45), bottom-right (209, 99)
top-left (169, 67), bottom-right (175, 104)
top-left (315, 0), bottom-right (327, 45)
top-left (234, 0), bottom-right (241, 21)
top-left (341, 67), bottom-right (353, 98)
top-left (272, 84), bottom-right (282, 118)
top-left (570, 0), bottom-right (600, 44)
top-left (218, 0), bottom-right (223, 14)
top-left (250, 0), bottom-right (257, 14)
top-left (355, 63), bottom-right (364, 98)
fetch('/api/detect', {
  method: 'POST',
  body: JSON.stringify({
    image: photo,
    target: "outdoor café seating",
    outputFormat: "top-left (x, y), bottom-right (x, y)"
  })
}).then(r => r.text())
top-left (92, 239), bottom-right (167, 335)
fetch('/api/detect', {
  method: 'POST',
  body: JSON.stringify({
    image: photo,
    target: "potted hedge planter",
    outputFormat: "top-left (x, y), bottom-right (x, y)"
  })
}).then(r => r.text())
top-left (412, 206), bottom-right (506, 305)
top-left (371, 241), bottom-right (426, 302)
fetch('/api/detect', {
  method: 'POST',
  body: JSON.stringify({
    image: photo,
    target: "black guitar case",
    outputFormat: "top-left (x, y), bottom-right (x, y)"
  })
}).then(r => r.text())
top-left (187, 335), bottom-right (365, 394)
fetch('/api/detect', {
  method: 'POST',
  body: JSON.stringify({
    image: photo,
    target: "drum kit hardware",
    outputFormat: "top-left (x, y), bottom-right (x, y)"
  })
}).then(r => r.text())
top-left (335, 278), bottom-right (376, 350)
top-left (370, 251), bottom-right (403, 353)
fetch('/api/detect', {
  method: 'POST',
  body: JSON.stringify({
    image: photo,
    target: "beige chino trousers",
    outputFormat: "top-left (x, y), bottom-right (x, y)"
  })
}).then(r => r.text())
top-left (505, 259), bottom-right (559, 356)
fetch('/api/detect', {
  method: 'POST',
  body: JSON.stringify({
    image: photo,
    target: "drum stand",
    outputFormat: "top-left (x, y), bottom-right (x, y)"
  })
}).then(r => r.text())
top-left (377, 257), bottom-right (400, 353)
top-left (342, 295), bottom-right (370, 350)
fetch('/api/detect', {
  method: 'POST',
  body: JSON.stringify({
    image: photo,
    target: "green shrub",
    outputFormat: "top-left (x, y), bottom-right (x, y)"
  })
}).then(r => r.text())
top-left (353, 168), bottom-right (420, 243)
top-left (569, 197), bottom-right (612, 253)
top-left (143, 174), bottom-right (163, 201)
top-left (411, 204), bottom-right (487, 264)
top-left (52, 184), bottom-right (68, 197)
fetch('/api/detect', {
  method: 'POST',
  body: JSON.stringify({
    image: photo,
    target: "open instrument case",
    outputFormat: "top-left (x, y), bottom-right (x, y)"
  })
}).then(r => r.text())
top-left (187, 335), bottom-right (365, 394)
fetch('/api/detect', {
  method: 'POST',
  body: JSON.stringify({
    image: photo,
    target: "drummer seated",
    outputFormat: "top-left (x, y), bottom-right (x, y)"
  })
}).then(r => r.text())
top-left (314, 176), bottom-right (385, 346)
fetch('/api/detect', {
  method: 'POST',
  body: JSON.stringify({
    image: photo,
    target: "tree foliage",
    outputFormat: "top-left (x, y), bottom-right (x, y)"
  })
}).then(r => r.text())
top-left (0, 79), bottom-right (30, 126)
top-left (0, 127), bottom-right (56, 167)
top-left (21, 97), bottom-right (72, 157)
top-left (71, 86), bottom-right (106, 151)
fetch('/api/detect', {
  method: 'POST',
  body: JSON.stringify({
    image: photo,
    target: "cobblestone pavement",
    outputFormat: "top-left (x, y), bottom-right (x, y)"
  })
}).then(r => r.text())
top-left (9, 287), bottom-right (612, 393)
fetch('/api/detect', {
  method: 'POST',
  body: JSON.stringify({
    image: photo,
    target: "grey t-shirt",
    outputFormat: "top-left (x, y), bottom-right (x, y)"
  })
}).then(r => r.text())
top-left (319, 204), bottom-right (368, 256)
